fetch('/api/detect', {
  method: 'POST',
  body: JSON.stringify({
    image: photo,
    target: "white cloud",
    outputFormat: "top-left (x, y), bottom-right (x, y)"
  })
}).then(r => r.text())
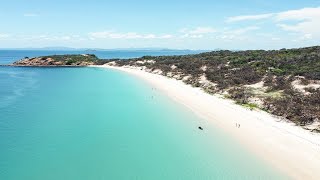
top-left (275, 7), bottom-right (320, 38)
top-left (226, 26), bottom-right (260, 35)
top-left (19, 34), bottom-right (82, 41)
top-left (226, 13), bottom-right (273, 22)
top-left (0, 33), bottom-right (10, 39)
top-left (159, 34), bottom-right (173, 39)
top-left (189, 27), bottom-right (216, 34)
top-left (302, 33), bottom-right (312, 40)
top-left (88, 31), bottom-right (173, 39)
top-left (271, 37), bottom-right (281, 41)
top-left (227, 7), bottom-right (320, 39)
top-left (181, 34), bottom-right (204, 38)
top-left (23, 13), bottom-right (38, 17)
top-left (275, 7), bottom-right (320, 21)
top-left (219, 35), bottom-right (236, 40)
top-left (179, 27), bottom-right (216, 38)
top-left (213, 26), bottom-right (260, 41)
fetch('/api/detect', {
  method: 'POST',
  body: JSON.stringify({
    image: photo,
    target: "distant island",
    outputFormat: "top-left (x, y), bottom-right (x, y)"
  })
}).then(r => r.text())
top-left (11, 46), bottom-right (320, 132)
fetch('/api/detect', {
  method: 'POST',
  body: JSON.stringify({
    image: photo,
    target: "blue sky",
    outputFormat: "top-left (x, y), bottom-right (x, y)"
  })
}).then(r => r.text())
top-left (1, 0), bottom-right (320, 49)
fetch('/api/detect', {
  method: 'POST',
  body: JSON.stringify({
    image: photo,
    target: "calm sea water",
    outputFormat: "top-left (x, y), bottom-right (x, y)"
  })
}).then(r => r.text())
top-left (0, 51), bottom-right (286, 179)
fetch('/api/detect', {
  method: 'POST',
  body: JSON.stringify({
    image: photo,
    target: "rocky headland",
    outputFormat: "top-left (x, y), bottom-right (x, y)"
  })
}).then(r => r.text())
top-left (11, 54), bottom-right (98, 66)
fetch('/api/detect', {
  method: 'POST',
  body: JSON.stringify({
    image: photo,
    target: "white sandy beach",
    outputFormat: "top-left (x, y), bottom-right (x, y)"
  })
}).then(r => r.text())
top-left (95, 65), bottom-right (320, 179)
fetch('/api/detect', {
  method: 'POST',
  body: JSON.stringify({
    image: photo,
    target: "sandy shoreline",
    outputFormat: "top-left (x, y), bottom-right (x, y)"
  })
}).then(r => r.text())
top-left (94, 65), bottom-right (320, 179)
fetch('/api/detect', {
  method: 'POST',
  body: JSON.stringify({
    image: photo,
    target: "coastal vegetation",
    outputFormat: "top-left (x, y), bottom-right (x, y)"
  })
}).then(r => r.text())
top-left (11, 46), bottom-right (320, 131)
top-left (108, 46), bottom-right (320, 131)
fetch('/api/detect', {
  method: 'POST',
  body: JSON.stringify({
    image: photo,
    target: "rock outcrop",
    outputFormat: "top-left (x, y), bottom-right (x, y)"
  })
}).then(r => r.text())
top-left (12, 54), bottom-right (97, 66)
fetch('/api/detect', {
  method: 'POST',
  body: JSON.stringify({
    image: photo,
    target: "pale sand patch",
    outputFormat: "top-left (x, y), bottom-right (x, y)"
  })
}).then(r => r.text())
top-left (199, 74), bottom-right (217, 87)
top-left (200, 65), bottom-right (207, 71)
top-left (171, 65), bottom-right (177, 70)
top-left (292, 79), bottom-right (320, 95)
top-left (93, 65), bottom-right (320, 179)
top-left (245, 81), bottom-right (265, 89)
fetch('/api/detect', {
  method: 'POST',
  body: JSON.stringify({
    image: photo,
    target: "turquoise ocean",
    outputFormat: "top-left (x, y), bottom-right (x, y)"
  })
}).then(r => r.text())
top-left (0, 50), bottom-right (286, 179)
